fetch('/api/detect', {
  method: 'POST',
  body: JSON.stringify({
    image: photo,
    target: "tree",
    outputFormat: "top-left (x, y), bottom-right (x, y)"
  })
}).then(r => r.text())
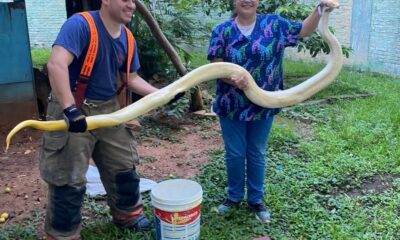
top-left (132, 0), bottom-right (209, 112)
top-left (172, 0), bottom-right (351, 57)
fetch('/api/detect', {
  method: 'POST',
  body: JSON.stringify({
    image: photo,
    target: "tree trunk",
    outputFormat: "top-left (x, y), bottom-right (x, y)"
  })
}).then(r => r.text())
top-left (135, 0), bottom-right (204, 111)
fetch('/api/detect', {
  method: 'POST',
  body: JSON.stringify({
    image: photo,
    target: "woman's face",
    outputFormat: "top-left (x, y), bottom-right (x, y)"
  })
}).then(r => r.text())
top-left (233, 0), bottom-right (259, 18)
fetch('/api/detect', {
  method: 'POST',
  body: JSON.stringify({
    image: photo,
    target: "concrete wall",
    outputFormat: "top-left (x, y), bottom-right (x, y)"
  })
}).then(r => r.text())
top-left (368, 0), bottom-right (400, 75)
top-left (301, 0), bottom-right (353, 46)
top-left (25, 0), bottom-right (66, 48)
top-left (350, 0), bottom-right (372, 65)
top-left (286, 0), bottom-right (400, 76)
top-left (285, 0), bottom-right (353, 64)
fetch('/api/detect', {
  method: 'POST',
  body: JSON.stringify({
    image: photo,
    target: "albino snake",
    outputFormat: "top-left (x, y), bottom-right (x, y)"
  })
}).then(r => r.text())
top-left (5, 2), bottom-right (342, 150)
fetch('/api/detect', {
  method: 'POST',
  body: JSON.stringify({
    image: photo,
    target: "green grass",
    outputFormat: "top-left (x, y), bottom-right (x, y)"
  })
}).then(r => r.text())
top-left (3, 57), bottom-right (399, 239)
top-left (189, 51), bottom-right (217, 96)
top-left (197, 61), bottom-right (400, 239)
top-left (31, 49), bottom-right (51, 70)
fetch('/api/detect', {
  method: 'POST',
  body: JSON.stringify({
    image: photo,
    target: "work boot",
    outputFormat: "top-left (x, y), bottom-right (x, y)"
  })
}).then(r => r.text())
top-left (113, 214), bottom-right (152, 232)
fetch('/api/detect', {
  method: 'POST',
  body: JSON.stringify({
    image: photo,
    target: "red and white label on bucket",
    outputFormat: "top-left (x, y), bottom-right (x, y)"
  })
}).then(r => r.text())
top-left (154, 205), bottom-right (201, 240)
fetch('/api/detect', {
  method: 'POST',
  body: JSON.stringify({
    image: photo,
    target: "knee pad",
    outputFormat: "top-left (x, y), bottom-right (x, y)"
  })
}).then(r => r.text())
top-left (115, 169), bottom-right (140, 210)
top-left (51, 185), bottom-right (86, 232)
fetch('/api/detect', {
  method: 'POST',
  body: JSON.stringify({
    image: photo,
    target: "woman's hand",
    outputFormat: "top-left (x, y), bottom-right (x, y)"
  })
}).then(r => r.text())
top-left (318, 0), bottom-right (339, 13)
top-left (300, 0), bottom-right (338, 38)
top-left (227, 76), bottom-right (249, 90)
top-left (211, 59), bottom-right (249, 90)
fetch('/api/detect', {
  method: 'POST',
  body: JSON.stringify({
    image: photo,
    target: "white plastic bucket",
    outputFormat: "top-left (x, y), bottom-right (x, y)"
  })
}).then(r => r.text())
top-left (151, 179), bottom-right (203, 240)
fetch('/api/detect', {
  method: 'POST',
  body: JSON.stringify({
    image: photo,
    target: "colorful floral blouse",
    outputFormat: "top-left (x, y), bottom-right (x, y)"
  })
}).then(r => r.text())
top-left (207, 14), bottom-right (302, 121)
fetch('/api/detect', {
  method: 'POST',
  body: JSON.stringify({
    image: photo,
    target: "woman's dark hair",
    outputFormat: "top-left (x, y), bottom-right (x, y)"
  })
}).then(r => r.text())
top-left (231, 0), bottom-right (237, 18)
top-left (231, 10), bottom-right (238, 18)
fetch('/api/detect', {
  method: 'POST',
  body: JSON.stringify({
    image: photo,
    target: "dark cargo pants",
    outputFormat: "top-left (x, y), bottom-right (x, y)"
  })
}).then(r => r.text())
top-left (40, 95), bottom-right (142, 239)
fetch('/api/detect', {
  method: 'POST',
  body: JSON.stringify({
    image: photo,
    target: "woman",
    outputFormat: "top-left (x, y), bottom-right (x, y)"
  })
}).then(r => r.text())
top-left (207, 0), bottom-right (333, 223)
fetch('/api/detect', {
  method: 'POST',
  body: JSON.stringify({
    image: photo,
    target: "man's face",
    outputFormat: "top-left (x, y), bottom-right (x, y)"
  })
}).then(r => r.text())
top-left (106, 0), bottom-right (136, 24)
top-left (234, 0), bottom-right (259, 17)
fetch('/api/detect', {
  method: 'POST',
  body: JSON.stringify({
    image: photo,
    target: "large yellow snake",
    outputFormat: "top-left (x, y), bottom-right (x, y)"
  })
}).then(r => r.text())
top-left (5, 2), bottom-right (342, 150)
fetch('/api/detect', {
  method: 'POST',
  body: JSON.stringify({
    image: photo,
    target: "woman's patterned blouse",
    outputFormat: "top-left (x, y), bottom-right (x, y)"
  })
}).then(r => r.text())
top-left (207, 14), bottom-right (302, 121)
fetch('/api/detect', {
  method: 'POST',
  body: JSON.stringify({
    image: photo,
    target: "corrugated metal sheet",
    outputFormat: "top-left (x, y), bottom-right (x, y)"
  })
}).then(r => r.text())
top-left (0, 0), bottom-right (34, 103)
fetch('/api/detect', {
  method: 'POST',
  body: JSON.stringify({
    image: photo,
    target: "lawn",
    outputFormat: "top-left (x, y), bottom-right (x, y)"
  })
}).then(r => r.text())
top-left (197, 60), bottom-right (400, 239)
top-left (31, 49), bottom-right (51, 70)
top-left (1, 51), bottom-right (399, 239)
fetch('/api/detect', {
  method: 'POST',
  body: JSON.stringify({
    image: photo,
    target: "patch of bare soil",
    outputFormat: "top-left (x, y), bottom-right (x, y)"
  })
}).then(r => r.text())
top-left (0, 114), bottom-right (222, 231)
top-left (347, 174), bottom-right (400, 197)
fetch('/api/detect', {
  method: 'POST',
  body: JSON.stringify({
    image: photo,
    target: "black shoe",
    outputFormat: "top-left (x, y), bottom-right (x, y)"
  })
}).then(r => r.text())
top-left (114, 214), bottom-right (152, 232)
top-left (248, 203), bottom-right (271, 223)
top-left (216, 199), bottom-right (240, 214)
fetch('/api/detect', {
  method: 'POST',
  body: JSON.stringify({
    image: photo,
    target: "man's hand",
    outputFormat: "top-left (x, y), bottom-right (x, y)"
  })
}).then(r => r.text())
top-left (63, 104), bottom-right (87, 132)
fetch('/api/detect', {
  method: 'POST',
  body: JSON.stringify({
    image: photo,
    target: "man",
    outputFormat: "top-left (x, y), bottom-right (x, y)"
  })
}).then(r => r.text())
top-left (42, 0), bottom-right (157, 239)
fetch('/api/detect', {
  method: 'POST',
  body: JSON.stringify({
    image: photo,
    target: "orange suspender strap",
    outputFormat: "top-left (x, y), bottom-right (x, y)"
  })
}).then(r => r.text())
top-left (73, 12), bottom-right (98, 108)
top-left (116, 26), bottom-right (135, 95)
top-left (74, 12), bottom-right (134, 108)
top-left (78, 12), bottom-right (98, 79)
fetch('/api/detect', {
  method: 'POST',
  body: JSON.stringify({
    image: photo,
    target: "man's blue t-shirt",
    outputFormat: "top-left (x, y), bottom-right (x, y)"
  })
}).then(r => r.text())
top-left (54, 11), bottom-right (140, 101)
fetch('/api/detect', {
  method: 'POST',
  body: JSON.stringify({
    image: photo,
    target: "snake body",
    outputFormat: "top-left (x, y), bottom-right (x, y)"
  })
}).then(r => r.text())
top-left (5, 3), bottom-right (342, 150)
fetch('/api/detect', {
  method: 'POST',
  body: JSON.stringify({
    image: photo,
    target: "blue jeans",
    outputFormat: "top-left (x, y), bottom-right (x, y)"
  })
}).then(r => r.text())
top-left (219, 116), bottom-right (274, 205)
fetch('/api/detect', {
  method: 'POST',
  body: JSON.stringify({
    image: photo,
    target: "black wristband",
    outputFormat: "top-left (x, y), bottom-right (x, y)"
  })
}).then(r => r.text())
top-left (63, 104), bottom-right (79, 115)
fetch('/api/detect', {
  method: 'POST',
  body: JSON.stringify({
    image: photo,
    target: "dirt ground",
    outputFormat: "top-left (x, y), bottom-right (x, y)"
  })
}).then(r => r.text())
top-left (0, 113), bottom-right (222, 231)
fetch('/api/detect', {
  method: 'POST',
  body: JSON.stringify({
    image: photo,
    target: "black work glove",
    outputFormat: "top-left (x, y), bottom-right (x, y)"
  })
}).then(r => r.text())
top-left (167, 92), bottom-right (185, 105)
top-left (63, 104), bottom-right (87, 132)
